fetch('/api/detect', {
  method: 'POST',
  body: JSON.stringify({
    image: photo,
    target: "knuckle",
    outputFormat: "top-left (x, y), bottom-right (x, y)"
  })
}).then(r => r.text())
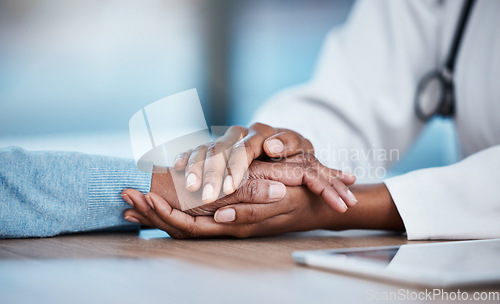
top-left (249, 122), bottom-right (273, 135)
top-left (208, 141), bottom-right (228, 156)
top-left (290, 164), bottom-right (305, 180)
top-left (306, 167), bottom-right (320, 180)
top-left (186, 161), bottom-right (201, 172)
top-left (303, 152), bottom-right (317, 163)
top-left (226, 157), bottom-right (241, 169)
top-left (246, 181), bottom-right (259, 199)
top-left (249, 122), bottom-right (265, 130)
top-left (183, 149), bottom-right (193, 156)
top-left (242, 140), bottom-right (259, 159)
top-left (228, 125), bottom-right (246, 135)
top-left (232, 140), bottom-right (245, 152)
top-left (227, 161), bottom-right (247, 176)
top-left (234, 180), bottom-right (257, 201)
top-left (298, 161), bottom-right (309, 170)
top-left (242, 141), bottom-right (254, 153)
top-left (195, 144), bottom-right (208, 152)
top-left (303, 138), bottom-right (314, 151)
top-left (203, 166), bottom-right (220, 178)
top-left (189, 147), bottom-right (208, 164)
top-left (303, 167), bottom-right (313, 179)
top-left (285, 130), bottom-right (301, 143)
top-left (245, 207), bottom-right (258, 223)
top-left (331, 177), bottom-right (345, 188)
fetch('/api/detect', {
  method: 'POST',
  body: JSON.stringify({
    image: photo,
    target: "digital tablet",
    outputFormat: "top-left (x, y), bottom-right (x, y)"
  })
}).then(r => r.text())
top-left (292, 239), bottom-right (500, 287)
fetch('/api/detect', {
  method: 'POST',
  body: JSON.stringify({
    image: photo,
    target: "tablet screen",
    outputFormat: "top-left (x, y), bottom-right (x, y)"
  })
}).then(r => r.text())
top-left (327, 247), bottom-right (400, 266)
top-left (293, 239), bottom-right (500, 287)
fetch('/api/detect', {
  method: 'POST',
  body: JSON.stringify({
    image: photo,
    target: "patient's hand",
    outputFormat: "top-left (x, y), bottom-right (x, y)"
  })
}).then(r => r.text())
top-left (123, 153), bottom-right (358, 225)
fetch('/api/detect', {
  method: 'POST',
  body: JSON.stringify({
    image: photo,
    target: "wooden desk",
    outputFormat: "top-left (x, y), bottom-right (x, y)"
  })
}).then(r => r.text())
top-left (0, 229), bottom-right (498, 304)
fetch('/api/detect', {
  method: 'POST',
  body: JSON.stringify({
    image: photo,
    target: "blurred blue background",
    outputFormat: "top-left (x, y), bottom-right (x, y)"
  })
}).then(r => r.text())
top-left (0, 0), bottom-right (458, 173)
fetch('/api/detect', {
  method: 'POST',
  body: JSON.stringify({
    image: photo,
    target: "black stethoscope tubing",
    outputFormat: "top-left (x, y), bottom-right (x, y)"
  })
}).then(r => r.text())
top-left (414, 0), bottom-right (476, 121)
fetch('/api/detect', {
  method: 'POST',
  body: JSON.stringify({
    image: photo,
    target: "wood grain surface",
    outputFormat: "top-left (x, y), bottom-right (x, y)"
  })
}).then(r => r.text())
top-left (0, 229), bottom-right (498, 304)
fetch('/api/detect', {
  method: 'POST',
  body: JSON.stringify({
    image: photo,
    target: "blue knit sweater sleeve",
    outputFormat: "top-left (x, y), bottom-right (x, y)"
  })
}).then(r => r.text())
top-left (0, 147), bottom-right (151, 238)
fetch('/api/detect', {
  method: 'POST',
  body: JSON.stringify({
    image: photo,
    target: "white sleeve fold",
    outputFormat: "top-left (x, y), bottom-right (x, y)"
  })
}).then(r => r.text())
top-left (385, 145), bottom-right (500, 240)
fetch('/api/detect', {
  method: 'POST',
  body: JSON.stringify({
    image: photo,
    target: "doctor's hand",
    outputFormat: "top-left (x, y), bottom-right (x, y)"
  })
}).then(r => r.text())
top-left (173, 122), bottom-right (356, 204)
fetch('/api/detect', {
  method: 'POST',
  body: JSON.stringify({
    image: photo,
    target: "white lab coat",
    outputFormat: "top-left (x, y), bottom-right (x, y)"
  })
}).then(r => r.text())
top-left (252, 0), bottom-right (500, 240)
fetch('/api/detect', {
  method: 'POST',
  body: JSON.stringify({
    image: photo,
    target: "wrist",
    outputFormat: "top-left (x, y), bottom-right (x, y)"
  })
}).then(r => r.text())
top-left (322, 183), bottom-right (405, 232)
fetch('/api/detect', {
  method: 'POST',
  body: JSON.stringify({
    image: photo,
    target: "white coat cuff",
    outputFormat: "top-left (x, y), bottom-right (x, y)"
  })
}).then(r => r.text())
top-left (384, 172), bottom-right (431, 240)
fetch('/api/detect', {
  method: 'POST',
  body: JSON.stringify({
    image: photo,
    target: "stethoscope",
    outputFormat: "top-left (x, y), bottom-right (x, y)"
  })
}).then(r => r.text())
top-left (414, 0), bottom-right (476, 121)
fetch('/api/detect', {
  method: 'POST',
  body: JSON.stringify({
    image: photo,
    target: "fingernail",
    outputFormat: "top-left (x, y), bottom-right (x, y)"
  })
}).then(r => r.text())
top-left (268, 183), bottom-right (286, 200)
top-left (347, 189), bottom-right (358, 203)
top-left (125, 215), bottom-right (140, 224)
top-left (121, 193), bottom-right (134, 207)
top-left (223, 175), bottom-right (234, 194)
top-left (202, 184), bottom-right (214, 201)
top-left (214, 208), bottom-right (236, 223)
top-left (266, 139), bottom-right (284, 154)
top-left (186, 173), bottom-right (197, 189)
top-left (145, 195), bottom-right (154, 209)
top-left (339, 197), bottom-right (348, 212)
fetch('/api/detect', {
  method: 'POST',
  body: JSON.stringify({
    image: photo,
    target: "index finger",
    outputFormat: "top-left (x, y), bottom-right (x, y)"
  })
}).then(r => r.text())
top-left (200, 126), bottom-right (247, 201)
top-left (224, 123), bottom-right (276, 195)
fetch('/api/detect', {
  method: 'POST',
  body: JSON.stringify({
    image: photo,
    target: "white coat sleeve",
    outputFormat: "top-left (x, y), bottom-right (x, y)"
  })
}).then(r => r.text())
top-left (251, 0), bottom-right (500, 240)
top-left (252, 0), bottom-right (443, 180)
top-left (384, 145), bottom-right (500, 240)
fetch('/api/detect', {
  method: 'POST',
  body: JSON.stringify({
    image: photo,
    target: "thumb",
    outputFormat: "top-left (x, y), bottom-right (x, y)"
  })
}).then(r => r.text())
top-left (263, 131), bottom-right (314, 158)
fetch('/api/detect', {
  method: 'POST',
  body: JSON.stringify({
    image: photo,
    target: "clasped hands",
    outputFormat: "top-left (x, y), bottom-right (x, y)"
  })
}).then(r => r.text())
top-left (122, 123), bottom-right (358, 238)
